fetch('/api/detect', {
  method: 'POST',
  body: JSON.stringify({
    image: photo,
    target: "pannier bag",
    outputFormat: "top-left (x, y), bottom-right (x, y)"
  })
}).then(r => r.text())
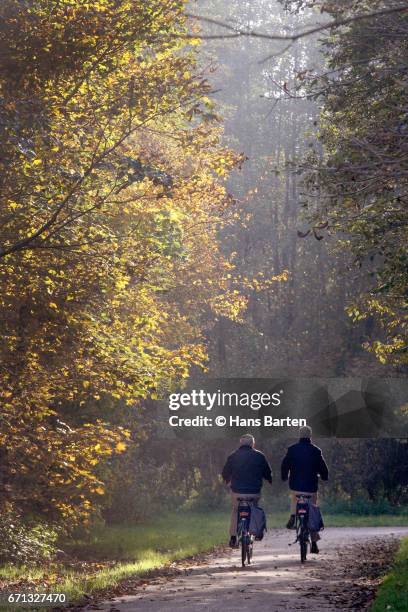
top-left (308, 504), bottom-right (324, 532)
top-left (249, 505), bottom-right (267, 540)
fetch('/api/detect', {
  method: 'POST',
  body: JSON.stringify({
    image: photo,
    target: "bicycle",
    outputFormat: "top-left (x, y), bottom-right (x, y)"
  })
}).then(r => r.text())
top-left (236, 498), bottom-right (256, 567)
top-left (295, 493), bottom-right (311, 563)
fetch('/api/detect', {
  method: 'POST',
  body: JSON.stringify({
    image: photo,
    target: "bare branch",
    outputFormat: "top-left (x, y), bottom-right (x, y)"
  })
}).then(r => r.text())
top-left (184, 5), bottom-right (408, 53)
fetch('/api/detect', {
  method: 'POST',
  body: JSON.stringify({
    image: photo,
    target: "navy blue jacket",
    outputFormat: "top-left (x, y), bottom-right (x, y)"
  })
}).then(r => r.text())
top-left (281, 438), bottom-right (328, 493)
top-left (222, 445), bottom-right (272, 494)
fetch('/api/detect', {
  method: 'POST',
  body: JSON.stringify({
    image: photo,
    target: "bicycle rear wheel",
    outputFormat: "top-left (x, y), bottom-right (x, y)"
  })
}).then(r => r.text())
top-left (241, 537), bottom-right (247, 567)
top-left (246, 540), bottom-right (252, 565)
top-left (300, 539), bottom-right (307, 562)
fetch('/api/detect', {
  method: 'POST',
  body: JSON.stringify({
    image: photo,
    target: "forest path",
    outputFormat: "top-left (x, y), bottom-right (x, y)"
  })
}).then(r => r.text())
top-left (86, 527), bottom-right (408, 612)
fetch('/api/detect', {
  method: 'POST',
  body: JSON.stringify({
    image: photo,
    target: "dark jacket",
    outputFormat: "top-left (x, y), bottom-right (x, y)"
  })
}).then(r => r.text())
top-left (222, 445), bottom-right (272, 494)
top-left (281, 438), bottom-right (328, 493)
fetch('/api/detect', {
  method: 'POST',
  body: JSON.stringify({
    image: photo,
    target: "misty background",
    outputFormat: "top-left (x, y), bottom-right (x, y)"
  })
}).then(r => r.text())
top-left (105, 0), bottom-right (408, 524)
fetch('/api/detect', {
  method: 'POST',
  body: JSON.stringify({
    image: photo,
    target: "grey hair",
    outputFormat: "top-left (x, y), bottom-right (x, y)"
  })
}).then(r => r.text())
top-left (240, 434), bottom-right (255, 447)
top-left (299, 425), bottom-right (312, 439)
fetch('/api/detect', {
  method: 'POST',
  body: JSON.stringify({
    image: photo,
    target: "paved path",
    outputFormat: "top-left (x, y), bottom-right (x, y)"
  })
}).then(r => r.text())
top-left (87, 527), bottom-right (408, 612)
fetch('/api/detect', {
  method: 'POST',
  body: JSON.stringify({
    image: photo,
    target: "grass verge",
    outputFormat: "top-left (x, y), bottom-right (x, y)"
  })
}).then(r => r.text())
top-left (0, 512), bottom-right (230, 608)
top-left (372, 536), bottom-right (408, 612)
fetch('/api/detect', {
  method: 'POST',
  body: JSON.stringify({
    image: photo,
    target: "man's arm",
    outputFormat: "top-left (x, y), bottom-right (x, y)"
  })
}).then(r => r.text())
top-left (221, 455), bottom-right (233, 484)
top-left (263, 455), bottom-right (273, 484)
top-left (317, 451), bottom-right (329, 481)
top-left (281, 450), bottom-right (291, 481)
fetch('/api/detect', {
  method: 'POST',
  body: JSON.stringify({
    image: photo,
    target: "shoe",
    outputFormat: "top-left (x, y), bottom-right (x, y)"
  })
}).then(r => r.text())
top-left (286, 514), bottom-right (296, 529)
top-left (311, 542), bottom-right (319, 554)
top-left (229, 536), bottom-right (237, 547)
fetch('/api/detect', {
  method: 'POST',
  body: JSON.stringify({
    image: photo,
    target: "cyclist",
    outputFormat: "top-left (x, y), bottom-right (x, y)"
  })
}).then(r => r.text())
top-left (281, 425), bottom-right (328, 553)
top-left (222, 434), bottom-right (272, 548)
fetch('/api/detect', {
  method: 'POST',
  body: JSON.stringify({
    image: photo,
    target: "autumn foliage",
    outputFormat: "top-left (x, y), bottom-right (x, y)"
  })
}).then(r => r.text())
top-left (0, 1), bottom-right (243, 528)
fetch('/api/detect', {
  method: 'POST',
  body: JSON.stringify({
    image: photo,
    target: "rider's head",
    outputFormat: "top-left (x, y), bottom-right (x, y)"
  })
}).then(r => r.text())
top-left (240, 433), bottom-right (255, 448)
top-left (299, 425), bottom-right (312, 440)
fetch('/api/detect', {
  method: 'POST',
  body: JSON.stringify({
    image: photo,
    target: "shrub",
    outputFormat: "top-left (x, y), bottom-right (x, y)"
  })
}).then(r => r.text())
top-left (0, 513), bottom-right (58, 564)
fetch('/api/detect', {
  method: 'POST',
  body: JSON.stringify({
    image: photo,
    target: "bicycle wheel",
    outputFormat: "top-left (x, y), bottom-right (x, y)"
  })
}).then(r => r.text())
top-left (300, 537), bottom-right (307, 563)
top-left (241, 536), bottom-right (247, 567)
top-left (246, 539), bottom-right (252, 565)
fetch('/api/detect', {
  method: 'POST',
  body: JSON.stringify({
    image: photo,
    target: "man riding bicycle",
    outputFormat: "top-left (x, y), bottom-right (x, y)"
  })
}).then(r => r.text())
top-left (281, 425), bottom-right (328, 553)
top-left (222, 434), bottom-right (272, 548)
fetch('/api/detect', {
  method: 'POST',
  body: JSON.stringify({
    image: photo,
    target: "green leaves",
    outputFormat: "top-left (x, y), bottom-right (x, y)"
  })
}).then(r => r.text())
top-left (300, 0), bottom-right (408, 366)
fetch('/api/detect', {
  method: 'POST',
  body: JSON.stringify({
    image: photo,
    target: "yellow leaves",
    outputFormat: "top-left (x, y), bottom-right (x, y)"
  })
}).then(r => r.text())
top-left (168, 208), bottom-right (184, 222)
top-left (214, 158), bottom-right (228, 177)
top-left (115, 275), bottom-right (129, 291)
top-left (347, 306), bottom-right (367, 322)
top-left (44, 276), bottom-right (55, 290)
top-left (0, 0), bottom-right (245, 533)
top-left (242, 270), bottom-right (289, 292)
top-left (210, 292), bottom-right (247, 322)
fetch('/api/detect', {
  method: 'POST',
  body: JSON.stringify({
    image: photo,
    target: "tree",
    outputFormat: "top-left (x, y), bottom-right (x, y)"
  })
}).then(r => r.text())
top-left (0, 0), bottom-right (243, 529)
top-left (282, 0), bottom-right (408, 368)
